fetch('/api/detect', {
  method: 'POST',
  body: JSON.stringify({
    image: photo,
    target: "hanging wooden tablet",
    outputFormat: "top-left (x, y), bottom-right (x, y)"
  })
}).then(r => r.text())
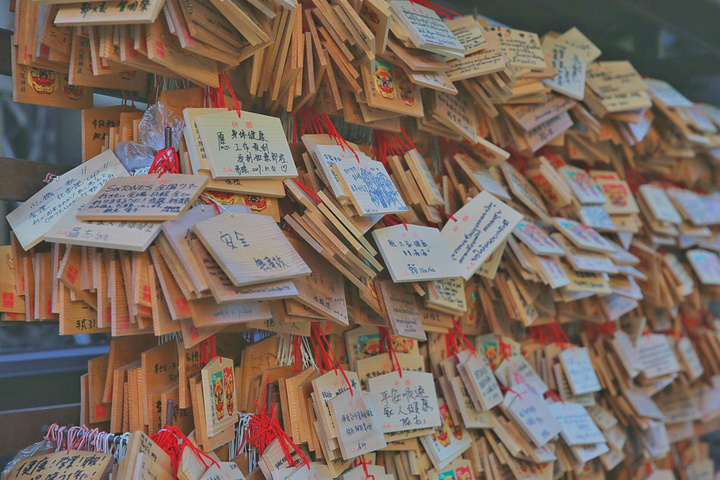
top-left (441, 191), bottom-right (523, 280)
top-left (552, 217), bottom-right (614, 253)
top-left (367, 370), bottom-right (441, 433)
top-left (378, 280), bottom-right (425, 341)
top-left (9, 451), bottom-right (113, 480)
top-left (389, 1), bottom-right (464, 56)
top-left (513, 220), bottom-right (564, 256)
top-left (200, 356), bottom-right (238, 436)
top-left (332, 157), bottom-right (408, 216)
top-left (372, 224), bottom-right (460, 283)
top-left (638, 184), bottom-right (683, 224)
top-left (75, 174), bottom-right (208, 221)
top-left (46, 196), bottom-right (162, 251)
top-left (328, 389), bottom-right (387, 459)
top-left (541, 37), bottom-right (586, 100)
top-left (418, 398), bottom-right (472, 470)
top-left (686, 249), bottom-right (720, 285)
top-left (586, 61), bottom-right (646, 97)
top-left (54, 0), bottom-right (165, 26)
top-left (7, 150), bottom-right (128, 250)
top-left (499, 162), bottom-right (552, 224)
top-left (360, 59), bottom-right (424, 117)
top-left (559, 347), bottom-right (602, 395)
top-left (197, 111), bottom-right (299, 179)
top-left (193, 211), bottom-right (309, 287)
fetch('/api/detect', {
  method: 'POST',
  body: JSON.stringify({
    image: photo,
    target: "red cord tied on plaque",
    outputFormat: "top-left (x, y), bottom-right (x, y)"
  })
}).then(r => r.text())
top-left (246, 397), bottom-right (309, 470)
top-left (383, 214), bottom-right (408, 230)
top-left (545, 389), bottom-right (565, 404)
top-left (379, 326), bottom-right (403, 378)
top-left (584, 320), bottom-right (617, 342)
top-left (407, 0), bottom-right (460, 19)
top-left (297, 108), bottom-right (359, 161)
top-left (438, 137), bottom-right (462, 163)
top-left (148, 125), bottom-right (180, 177)
top-left (199, 334), bottom-right (217, 365)
top-left (372, 129), bottom-right (416, 167)
top-left (310, 322), bottom-right (354, 396)
top-left (498, 385), bottom-right (523, 400)
top-left (505, 146), bottom-right (531, 173)
top-left (451, 317), bottom-right (477, 357)
top-left (295, 107), bottom-right (326, 139)
top-left (319, 112), bottom-right (359, 162)
top-left (358, 454), bottom-right (376, 480)
top-left (151, 425), bottom-right (218, 476)
top-left (437, 209), bottom-right (458, 224)
top-left (529, 323), bottom-right (573, 349)
top-left (291, 179), bottom-right (323, 204)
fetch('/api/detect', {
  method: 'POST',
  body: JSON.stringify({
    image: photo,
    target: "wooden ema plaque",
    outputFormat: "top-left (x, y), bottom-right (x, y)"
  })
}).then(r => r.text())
top-left (75, 174), bottom-right (209, 221)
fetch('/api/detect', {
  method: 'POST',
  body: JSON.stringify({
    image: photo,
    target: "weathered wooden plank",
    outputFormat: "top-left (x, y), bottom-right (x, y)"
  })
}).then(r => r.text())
top-left (0, 157), bottom-right (76, 202)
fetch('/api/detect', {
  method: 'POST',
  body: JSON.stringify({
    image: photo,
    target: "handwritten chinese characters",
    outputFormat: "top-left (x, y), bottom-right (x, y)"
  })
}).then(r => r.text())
top-left (441, 191), bottom-right (523, 280)
top-left (45, 195), bottom-right (161, 251)
top-left (7, 150), bottom-right (128, 250)
top-left (197, 111), bottom-right (299, 179)
top-left (548, 402), bottom-right (606, 446)
top-left (333, 157), bottom-right (408, 216)
top-left (373, 224), bottom-right (460, 282)
top-left (9, 450), bottom-right (112, 480)
top-left (368, 370), bottom-right (441, 433)
top-left (75, 174), bottom-right (208, 221)
top-left (193, 212), bottom-right (311, 287)
top-left (328, 389), bottom-right (387, 459)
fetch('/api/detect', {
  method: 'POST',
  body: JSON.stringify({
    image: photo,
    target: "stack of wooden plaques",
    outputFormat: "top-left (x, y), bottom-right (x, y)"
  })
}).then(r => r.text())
top-left (8, 0), bottom-right (720, 479)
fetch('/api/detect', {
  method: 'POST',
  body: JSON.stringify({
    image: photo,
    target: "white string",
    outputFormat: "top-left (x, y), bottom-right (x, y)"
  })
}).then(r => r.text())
top-left (275, 335), bottom-right (292, 367)
top-left (199, 194), bottom-right (234, 217)
top-left (301, 337), bottom-right (317, 371)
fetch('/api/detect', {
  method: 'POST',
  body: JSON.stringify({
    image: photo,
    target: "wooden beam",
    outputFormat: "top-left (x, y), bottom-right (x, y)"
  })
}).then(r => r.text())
top-left (0, 156), bottom-right (76, 202)
top-left (0, 29), bottom-right (11, 77)
top-left (0, 404), bottom-right (80, 456)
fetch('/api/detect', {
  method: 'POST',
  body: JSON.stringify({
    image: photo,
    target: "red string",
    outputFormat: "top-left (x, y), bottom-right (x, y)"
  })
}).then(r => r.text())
top-left (499, 385), bottom-right (523, 400)
top-left (246, 400), bottom-right (309, 469)
top-left (199, 194), bottom-right (222, 214)
top-left (312, 323), bottom-right (354, 395)
top-left (148, 145), bottom-right (179, 177)
top-left (452, 317), bottom-right (476, 357)
top-left (545, 390), bottom-right (564, 404)
top-left (400, 128), bottom-right (417, 151)
top-left (309, 331), bottom-right (325, 374)
top-left (410, 0), bottom-right (460, 19)
top-left (498, 341), bottom-right (513, 362)
top-left (438, 209), bottom-right (457, 222)
top-left (218, 72), bottom-right (241, 117)
top-left (360, 455), bottom-right (375, 480)
top-left (150, 425), bottom-right (218, 476)
top-left (445, 332), bottom-right (459, 357)
top-left (626, 167), bottom-right (649, 194)
top-left (291, 179), bottom-right (323, 204)
top-left (383, 214), bottom-right (408, 230)
top-left (322, 114), bottom-right (360, 162)
top-left (584, 321), bottom-right (617, 342)
top-left (199, 335), bottom-right (218, 365)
